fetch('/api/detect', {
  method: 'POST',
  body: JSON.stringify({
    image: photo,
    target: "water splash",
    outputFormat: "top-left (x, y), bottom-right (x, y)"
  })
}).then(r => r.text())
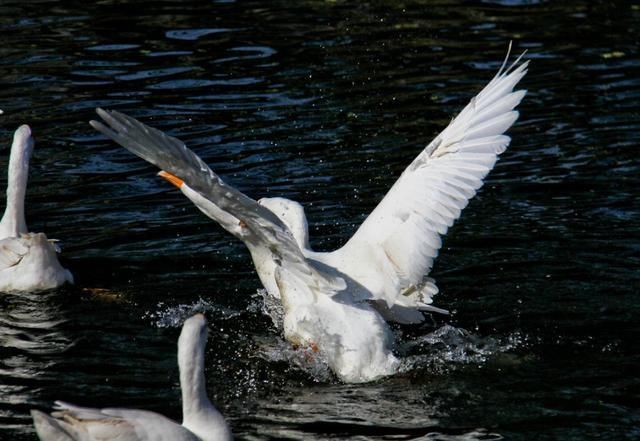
top-left (399, 325), bottom-right (528, 375)
top-left (256, 338), bottom-right (334, 383)
top-left (249, 291), bottom-right (334, 382)
top-left (144, 297), bottom-right (241, 328)
top-left (247, 293), bottom-right (528, 381)
top-left (249, 288), bottom-right (284, 330)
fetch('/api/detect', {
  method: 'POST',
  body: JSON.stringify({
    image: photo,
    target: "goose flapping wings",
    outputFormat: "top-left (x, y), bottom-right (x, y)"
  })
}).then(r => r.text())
top-left (90, 50), bottom-right (528, 326)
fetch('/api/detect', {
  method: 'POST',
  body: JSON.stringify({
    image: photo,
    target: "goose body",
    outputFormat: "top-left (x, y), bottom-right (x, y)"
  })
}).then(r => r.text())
top-left (91, 51), bottom-right (528, 382)
top-left (31, 314), bottom-right (232, 441)
top-left (0, 125), bottom-right (72, 293)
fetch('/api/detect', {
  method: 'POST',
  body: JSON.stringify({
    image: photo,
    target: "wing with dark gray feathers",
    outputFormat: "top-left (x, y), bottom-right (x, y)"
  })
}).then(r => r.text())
top-left (91, 109), bottom-right (345, 295)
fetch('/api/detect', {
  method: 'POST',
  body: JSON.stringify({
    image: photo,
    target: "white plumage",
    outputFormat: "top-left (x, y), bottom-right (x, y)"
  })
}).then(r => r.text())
top-left (0, 125), bottom-right (73, 292)
top-left (31, 314), bottom-right (232, 441)
top-left (91, 49), bottom-right (528, 382)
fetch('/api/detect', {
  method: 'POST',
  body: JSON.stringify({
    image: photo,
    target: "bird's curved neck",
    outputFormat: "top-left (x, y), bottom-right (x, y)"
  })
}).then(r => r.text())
top-left (0, 134), bottom-right (31, 238)
top-left (179, 336), bottom-right (227, 440)
top-left (180, 338), bottom-right (211, 417)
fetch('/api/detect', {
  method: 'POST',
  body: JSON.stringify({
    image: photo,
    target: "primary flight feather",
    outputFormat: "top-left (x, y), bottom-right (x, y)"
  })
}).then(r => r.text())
top-left (91, 49), bottom-right (528, 382)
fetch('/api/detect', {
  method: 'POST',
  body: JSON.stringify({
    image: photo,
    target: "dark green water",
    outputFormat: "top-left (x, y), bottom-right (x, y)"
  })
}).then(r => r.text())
top-left (0, 0), bottom-right (638, 439)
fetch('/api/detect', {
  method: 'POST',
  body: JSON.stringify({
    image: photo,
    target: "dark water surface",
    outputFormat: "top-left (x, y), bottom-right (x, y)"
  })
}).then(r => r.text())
top-left (0, 1), bottom-right (638, 439)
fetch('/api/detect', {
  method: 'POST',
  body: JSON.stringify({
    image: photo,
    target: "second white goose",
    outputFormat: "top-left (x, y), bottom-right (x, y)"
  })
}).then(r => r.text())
top-left (31, 313), bottom-right (232, 441)
top-left (0, 125), bottom-right (73, 293)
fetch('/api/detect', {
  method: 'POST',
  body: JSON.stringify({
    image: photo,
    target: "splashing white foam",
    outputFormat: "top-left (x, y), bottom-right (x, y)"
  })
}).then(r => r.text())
top-left (399, 325), bottom-right (528, 375)
top-left (256, 337), bottom-right (334, 382)
top-left (249, 288), bottom-right (284, 330)
top-left (144, 297), bottom-right (241, 328)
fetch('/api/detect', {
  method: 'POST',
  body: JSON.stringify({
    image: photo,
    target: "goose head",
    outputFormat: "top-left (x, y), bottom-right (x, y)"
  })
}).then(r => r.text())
top-left (258, 197), bottom-right (310, 251)
top-left (155, 169), bottom-right (311, 251)
top-left (0, 125), bottom-right (33, 239)
top-left (178, 313), bottom-right (208, 370)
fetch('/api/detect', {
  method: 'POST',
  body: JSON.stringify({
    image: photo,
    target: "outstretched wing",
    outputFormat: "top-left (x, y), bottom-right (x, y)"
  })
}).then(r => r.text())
top-left (90, 109), bottom-right (278, 224)
top-left (90, 109), bottom-right (345, 295)
top-left (339, 50), bottom-right (528, 311)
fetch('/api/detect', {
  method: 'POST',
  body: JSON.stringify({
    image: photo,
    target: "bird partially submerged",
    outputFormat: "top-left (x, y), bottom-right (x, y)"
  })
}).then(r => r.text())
top-left (31, 314), bottom-right (232, 441)
top-left (0, 125), bottom-right (73, 292)
top-left (91, 48), bottom-right (528, 382)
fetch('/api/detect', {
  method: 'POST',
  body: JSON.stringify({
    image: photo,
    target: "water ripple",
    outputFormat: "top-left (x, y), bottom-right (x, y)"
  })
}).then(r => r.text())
top-left (166, 28), bottom-right (235, 41)
top-left (0, 1), bottom-right (638, 440)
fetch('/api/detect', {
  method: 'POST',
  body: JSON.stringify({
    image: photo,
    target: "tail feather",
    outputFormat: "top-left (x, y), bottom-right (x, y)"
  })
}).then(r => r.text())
top-left (31, 410), bottom-right (76, 441)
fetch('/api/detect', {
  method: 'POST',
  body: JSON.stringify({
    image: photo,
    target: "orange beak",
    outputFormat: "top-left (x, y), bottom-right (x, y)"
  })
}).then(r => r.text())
top-left (158, 170), bottom-right (184, 188)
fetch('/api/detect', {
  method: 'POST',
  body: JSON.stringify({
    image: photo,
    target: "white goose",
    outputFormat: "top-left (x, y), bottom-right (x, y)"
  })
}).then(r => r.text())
top-left (31, 313), bottom-right (232, 441)
top-left (91, 51), bottom-right (528, 382)
top-left (0, 125), bottom-right (73, 292)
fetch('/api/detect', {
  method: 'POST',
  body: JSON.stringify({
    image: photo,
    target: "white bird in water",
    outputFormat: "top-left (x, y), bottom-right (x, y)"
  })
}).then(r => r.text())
top-left (0, 125), bottom-right (73, 292)
top-left (91, 50), bottom-right (528, 383)
top-left (31, 313), bottom-right (232, 441)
